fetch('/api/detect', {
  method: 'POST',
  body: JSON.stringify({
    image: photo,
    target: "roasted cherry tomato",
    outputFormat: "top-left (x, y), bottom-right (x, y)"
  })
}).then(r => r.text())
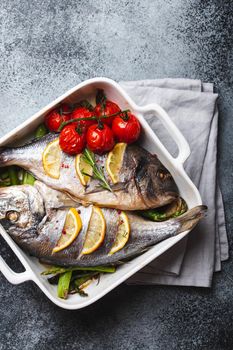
top-left (71, 107), bottom-right (95, 131)
top-left (112, 112), bottom-right (141, 144)
top-left (45, 104), bottom-right (71, 132)
top-left (86, 123), bottom-right (115, 154)
top-left (59, 124), bottom-right (86, 155)
top-left (94, 100), bottom-right (121, 126)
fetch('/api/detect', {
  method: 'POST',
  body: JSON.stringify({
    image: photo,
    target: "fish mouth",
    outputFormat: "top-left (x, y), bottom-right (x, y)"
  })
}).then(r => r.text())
top-left (155, 191), bottom-right (179, 208)
top-left (165, 191), bottom-right (179, 199)
top-left (165, 191), bottom-right (179, 203)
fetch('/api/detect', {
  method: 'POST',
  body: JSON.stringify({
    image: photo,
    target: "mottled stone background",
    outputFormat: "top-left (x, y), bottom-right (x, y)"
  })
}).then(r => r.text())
top-left (0, 1), bottom-right (233, 349)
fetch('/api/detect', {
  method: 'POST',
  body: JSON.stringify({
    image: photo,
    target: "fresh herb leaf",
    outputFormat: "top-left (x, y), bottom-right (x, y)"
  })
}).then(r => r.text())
top-left (82, 149), bottom-right (112, 192)
top-left (81, 170), bottom-right (93, 179)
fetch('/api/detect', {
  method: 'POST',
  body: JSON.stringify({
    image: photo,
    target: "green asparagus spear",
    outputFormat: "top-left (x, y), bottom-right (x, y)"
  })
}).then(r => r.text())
top-left (0, 169), bottom-right (10, 186)
top-left (57, 271), bottom-right (72, 299)
top-left (140, 198), bottom-right (188, 222)
top-left (141, 210), bottom-right (167, 221)
top-left (42, 265), bottom-right (116, 276)
top-left (22, 171), bottom-right (35, 185)
top-left (8, 166), bottom-right (19, 185)
top-left (0, 170), bottom-right (9, 180)
top-left (68, 273), bottom-right (99, 297)
top-left (74, 273), bottom-right (97, 288)
top-left (0, 179), bottom-right (11, 187)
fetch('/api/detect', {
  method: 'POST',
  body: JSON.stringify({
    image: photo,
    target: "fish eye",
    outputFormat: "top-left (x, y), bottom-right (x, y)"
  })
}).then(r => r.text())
top-left (157, 170), bottom-right (171, 180)
top-left (6, 211), bottom-right (20, 222)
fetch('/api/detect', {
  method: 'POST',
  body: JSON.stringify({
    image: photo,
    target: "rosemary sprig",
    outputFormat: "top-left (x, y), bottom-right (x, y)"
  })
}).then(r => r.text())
top-left (82, 148), bottom-right (112, 192)
top-left (58, 109), bottom-right (130, 132)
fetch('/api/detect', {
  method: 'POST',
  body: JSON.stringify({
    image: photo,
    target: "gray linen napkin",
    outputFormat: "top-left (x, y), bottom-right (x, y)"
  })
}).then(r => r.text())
top-left (120, 79), bottom-right (228, 287)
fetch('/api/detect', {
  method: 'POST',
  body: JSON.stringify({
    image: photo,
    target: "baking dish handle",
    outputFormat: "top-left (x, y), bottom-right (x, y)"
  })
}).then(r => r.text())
top-left (0, 225), bottom-right (33, 284)
top-left (0, 256), bottom-right (32, 284)
top-left (137, 104), bottom-right (190, 165)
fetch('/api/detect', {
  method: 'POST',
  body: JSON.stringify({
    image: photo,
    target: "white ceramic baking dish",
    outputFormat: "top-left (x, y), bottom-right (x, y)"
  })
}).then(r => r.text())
top-left (0, 77), bottom-right (201, 309)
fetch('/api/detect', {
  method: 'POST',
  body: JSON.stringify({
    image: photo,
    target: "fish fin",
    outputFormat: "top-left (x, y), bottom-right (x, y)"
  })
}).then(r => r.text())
top-left (175, 205), bottom-right (207, 233)
top-left (37, 214), bottom-right (49, 232)
top-left (84, 182), bottom-right (128, 194)
top-left (84, 186), bottom-right (105, 194)
top-left (111, 182), bottom-right (129, 192)
top-left (63, 191), bottom-right (92, 207)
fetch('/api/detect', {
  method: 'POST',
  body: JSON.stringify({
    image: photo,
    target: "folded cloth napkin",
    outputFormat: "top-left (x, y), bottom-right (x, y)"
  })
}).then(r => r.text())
top-left (120, 79), bottom-right (228, 288)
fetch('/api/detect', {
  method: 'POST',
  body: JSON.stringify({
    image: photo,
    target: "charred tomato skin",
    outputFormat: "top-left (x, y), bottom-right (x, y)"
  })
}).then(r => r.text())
top-left (94, 100), bottom-right (121, 126)
top-left (71, 106), bottom-right (95, 131)
top-left (59, 124), bottom-right (86, 155)
top-left (45, 104), bottom-right (71, 132)
top-left (86, 123), bottom-right (115, 154)
top-left (112, 113), bottom-right (141, 144)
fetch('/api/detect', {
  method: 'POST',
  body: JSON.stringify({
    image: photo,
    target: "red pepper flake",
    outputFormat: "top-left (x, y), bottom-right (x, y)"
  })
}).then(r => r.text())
top-left (117, 210), bottom-right (122, 215)
top-left (61, 163), bottom-right (69, 169)
top-left (61, 162), bottom-right (69, 169)
top-left (78, 209), bottom-right (81, 214)
top-left (62, 229), bottom-right (66, 235)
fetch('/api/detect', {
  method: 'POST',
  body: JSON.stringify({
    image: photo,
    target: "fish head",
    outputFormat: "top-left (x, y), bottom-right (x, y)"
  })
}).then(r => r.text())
top-left (0, 185), bottom-right (45, 232)
top-left (134, 154), bottom-right (179, 208)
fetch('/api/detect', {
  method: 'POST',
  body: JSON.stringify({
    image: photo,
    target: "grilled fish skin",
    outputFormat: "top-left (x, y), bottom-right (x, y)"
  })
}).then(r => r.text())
top-left (0, 182), bottom-right (207, 266)
top-left (0, 134), bottom-right (178, 210)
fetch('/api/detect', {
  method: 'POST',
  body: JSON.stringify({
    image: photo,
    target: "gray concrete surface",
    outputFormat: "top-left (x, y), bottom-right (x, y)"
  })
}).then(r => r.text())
top-left (0, 1), bottom-right (233, 349)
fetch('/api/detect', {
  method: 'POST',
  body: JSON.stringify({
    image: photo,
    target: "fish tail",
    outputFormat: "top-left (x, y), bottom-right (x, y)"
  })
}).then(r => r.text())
top-left (175, 205), bottom-right (207, 233)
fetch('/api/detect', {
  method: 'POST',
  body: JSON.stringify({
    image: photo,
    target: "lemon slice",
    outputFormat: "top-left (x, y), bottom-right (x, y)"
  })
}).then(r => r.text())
top-left (109, 211), bottom-right (130, 255)
top-left (82, 206), bottom-right (106, 255)
top-left (42, 139), bottom-right (62, 179)
top-left (75, 153), bottom-right (93, 186)
top-left (53, 208), bottom-right (82, 253)
top-left (106, 143), bottom-right (127, 184)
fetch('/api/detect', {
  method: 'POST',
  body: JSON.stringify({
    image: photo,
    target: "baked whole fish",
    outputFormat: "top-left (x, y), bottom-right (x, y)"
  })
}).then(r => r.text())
top-left (0, 181), bottom-right (207, 266)
top-left (0, 134), bottom-right (179, 210)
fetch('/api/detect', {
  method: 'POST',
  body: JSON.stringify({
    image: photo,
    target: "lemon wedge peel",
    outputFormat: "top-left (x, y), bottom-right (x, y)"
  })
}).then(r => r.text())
top-left (42, 138), bottom-right (62, 179)
top-left (52, 208), bottom-right (82, 253)
top-left (109, 211), bottom-right (130, 255)
top-left (75, 153), bottom-right (93, 186)
top-left (81, 206), bottom-right (106, 255)
top-left (106, 143), bottom-right (127, 184)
